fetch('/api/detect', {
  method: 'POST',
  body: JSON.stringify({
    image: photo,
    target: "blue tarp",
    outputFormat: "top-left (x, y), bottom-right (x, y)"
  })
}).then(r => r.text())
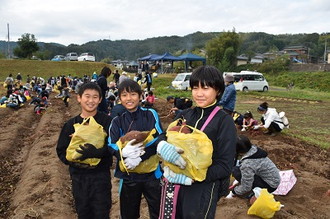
top-left (178, 53), bottom-right (206, 63)
top-left (138, 54), bottom-right (160, 61)
top-left (150, 52), bottom-right (182, 61)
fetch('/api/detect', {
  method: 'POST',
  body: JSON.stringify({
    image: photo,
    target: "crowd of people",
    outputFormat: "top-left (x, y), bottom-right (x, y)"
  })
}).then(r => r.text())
top-left (2, 65), bottom-right (285, 218)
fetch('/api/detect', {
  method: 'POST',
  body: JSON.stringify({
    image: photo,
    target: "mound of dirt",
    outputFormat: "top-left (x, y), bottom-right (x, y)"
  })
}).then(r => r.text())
top-left (0, 92), bottom-right (329, 219)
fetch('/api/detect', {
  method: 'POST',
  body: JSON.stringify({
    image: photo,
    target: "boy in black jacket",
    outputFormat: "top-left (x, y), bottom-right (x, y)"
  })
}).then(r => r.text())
top-left (56, 82), bottom-right (112, 219)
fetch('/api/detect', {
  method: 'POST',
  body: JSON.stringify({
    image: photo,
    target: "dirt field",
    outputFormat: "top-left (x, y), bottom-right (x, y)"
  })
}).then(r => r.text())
top-left (0, 91), bottom-right (329, 219)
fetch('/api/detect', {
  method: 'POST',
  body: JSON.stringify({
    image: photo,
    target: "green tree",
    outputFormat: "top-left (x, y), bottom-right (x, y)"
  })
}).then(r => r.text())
top-left (13, 33), bottom-right (39, 58)
top-left (206, 30), bottom-right (240, 72)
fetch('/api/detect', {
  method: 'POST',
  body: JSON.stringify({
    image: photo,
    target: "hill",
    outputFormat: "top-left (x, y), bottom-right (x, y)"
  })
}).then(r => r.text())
top-left (1, 31), bottom-right (328, 61)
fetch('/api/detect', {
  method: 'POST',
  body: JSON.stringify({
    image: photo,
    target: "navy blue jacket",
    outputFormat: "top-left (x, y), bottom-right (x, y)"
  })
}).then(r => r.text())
top-left (108, 107), bottom-right (164, 182)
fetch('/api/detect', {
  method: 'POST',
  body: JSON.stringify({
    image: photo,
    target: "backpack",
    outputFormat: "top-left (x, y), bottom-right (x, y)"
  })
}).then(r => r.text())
top-left (279, 111), bottom-right (289, 128)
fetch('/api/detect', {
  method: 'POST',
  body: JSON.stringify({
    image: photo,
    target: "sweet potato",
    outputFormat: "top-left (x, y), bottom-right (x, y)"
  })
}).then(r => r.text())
top-left (120, 130), bottom-right (149, 144)
top-left (168, 125), bottom-right (191, 134)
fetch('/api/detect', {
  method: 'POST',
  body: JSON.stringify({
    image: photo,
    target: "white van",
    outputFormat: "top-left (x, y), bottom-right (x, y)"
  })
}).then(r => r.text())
top-left (224, 71), bottom-right (269, 92)
top-left (171, 72), bottom-right (192, 90)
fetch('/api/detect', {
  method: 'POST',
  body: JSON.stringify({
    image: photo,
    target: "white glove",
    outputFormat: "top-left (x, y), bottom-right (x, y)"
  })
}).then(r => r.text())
top-left (225, 191), bottom-right (235, 199)
top-left (122, 139), bottom-right (144, 158)
top-left (241, 128), bottom-right (246, 131)
top-left (253, 125), bottom-right (260, 130)
top-left (242, 125), bottom-right (247, 128)
top-left (124, 157), bottom-right (142, 170)
top-left (157, 141), bottom-right (186, 169)
top-left (163, 166), bottom-right (193, 185)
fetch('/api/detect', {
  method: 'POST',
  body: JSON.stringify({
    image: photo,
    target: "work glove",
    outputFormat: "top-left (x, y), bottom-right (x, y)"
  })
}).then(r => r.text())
top-left (241, 127), bottom-right (246, 132)
top-left (157, 141), bottom-right (186, 169)
top-left (163, 166), bottom-right (193, 185)
top-left (121, 139), bottom-right (145, 158)
top-left (124, 157), bottom-right (142, 170)
top-left (75, 143), bottom-right (106, 160)
top-left (253, 125), bottom-right (260, 130)
top-left (228, 180), bottom-right (239, 190)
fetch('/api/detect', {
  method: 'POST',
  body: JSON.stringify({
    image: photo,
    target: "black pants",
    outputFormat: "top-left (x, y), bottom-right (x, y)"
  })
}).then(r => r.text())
top-left (175, 180), bottom-right (221, 219)
top-left (261, 117), bottom-right (282, 133)
top-left (232, 166), bottom-right (277, 195)
top-left (120, 179), bottom-right (161, 219)
top-left (147, 83), bottom-right (152, 91)
top-left (71, 171), bottom-right (111, 219)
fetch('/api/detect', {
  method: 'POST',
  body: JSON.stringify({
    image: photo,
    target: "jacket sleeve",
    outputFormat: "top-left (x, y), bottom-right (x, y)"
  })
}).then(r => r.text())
top-left (140, 109), bottom-right (165, 161)
top-left (205, 114), bottom-right (237, 182)
top-left (107, 118), bottom-right (122, 159)
top-left (56, 120), bottom-right (74, 165)
top-left (233, 161), bottom-right (256, 195)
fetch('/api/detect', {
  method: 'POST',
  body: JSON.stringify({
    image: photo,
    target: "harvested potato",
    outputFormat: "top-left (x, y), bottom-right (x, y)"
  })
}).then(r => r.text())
top-left (120, 130), bottom-right (150, 144)
top-left (168, 125), bottom-right (191, 134)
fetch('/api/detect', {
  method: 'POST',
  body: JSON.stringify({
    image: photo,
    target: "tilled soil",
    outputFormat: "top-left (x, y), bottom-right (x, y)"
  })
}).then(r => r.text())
top-left (0, 93), bottom-right (329, 219)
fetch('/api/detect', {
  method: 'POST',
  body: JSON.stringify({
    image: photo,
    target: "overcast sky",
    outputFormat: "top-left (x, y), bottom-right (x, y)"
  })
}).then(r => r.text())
top-left (0, 0), bottom-right (329, 46)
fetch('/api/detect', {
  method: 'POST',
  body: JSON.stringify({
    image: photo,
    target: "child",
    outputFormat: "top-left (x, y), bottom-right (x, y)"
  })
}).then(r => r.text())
top-left (144, 90), bottom-right (155, 108)
top-left (241, 111), bottom-right (258, 131)
top-left (157, 65), bottom-right (237, 218)
top-left (56, 82), bottom-right (112, 218)
top-left (62, 84), bottom-right (70, 107)
top-left (229, 135), bottom-right (280, 199)
top-left (108, 79), bottom-right (164, 219)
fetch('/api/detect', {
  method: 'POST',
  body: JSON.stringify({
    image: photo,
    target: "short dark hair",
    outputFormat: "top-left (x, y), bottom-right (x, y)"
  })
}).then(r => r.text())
top-left (243, 111), bottom-right (254, 119)
top-left (166, 96), bottom-right (174, 102)
top-left (100, 66), bottom-right (112, 77)
top-left (78, 82), bottom-right (102, 98)
top-left (236, 135), bottom-right (252, 154)
top-left (190, 65), bottom-right (225, 101)
top-left (118, 79), bottom-right (142, 97)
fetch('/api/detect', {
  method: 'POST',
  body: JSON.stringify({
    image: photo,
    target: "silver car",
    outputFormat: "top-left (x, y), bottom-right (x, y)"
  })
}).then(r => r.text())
top-left (65, 52), bottom-right (78, 61)
top-left (78, 52), bottom-right (95, 62)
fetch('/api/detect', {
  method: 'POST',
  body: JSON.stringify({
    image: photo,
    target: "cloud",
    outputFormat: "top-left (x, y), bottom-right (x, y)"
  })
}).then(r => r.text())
top-left (0, 0), bottom-right (329, 46)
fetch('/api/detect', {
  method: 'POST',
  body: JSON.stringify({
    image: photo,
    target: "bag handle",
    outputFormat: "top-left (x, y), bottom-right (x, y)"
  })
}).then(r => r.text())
top-left (200, 106), bottom-right (221, 131)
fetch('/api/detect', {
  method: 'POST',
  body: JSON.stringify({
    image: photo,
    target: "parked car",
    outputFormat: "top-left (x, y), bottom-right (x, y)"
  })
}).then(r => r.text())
top-left (171, 72), bottom-right (192, 90)
top-left (65, 52), bottom-right (78, 61)
top-left (78, 52), bottom-right (95, 62)
top-left (224, 71), bottom-right (269, 92)
top-left (51, 55), bottom-right (65, 61)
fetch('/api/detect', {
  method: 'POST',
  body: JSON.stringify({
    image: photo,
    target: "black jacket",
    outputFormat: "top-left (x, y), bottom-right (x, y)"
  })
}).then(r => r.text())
top-left (56, 112), bottom-right (112, 175)
top-left (177, 104), bottom-right (237, 182)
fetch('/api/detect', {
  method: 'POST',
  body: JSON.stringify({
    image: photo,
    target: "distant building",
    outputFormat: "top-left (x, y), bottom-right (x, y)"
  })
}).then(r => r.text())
top-left (283, 46), bottom-right (308, 63)
top-left (250, 55), bottom-right (264, 64)
top-left (236, 55), bottom-right (248, 66)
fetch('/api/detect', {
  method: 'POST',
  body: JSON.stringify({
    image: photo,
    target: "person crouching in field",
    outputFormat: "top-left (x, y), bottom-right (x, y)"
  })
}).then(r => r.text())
top-left (227, 135), bottom-right (280, 199)
top-left (56, 82), bottom-right (112, 219)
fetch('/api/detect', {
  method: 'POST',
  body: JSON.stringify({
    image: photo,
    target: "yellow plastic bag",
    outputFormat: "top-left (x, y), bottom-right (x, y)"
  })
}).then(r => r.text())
top-left (66, 116), bottom-right (107, 166)
top-left (164, 120), bottom-right (213, 182)
top-left (247, 189), bottom-right (281, 219)
top-left (117, 129), bottom-right (160, 174)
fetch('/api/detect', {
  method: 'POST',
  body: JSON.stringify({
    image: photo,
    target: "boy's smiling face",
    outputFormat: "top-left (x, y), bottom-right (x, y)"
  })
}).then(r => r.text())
top-left (120, 90), bottom-right (141, 112)
top-left (77, 89), bottom-right (101, 116)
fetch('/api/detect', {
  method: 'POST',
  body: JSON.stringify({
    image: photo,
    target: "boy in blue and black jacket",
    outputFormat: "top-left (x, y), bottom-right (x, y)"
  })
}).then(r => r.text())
top-left (108, 79), bottom-right (164, 219)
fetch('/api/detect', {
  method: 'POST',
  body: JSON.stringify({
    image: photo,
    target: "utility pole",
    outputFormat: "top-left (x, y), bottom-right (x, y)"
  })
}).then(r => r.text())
top-left (324, 39), bottom-right (327, 63)
top-left (7, 23), bottom-right (10, 59)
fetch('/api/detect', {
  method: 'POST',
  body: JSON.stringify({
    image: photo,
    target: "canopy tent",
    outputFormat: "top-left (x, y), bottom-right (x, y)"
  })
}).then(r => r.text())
top-left (138, 54), bottom-right (160, 61)
top-left (178, 53), bottom-right (206, 72)
top-left (149, 52), bottom-right (182, 61)
top-left (149, 52), bottom-right (182, 73)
